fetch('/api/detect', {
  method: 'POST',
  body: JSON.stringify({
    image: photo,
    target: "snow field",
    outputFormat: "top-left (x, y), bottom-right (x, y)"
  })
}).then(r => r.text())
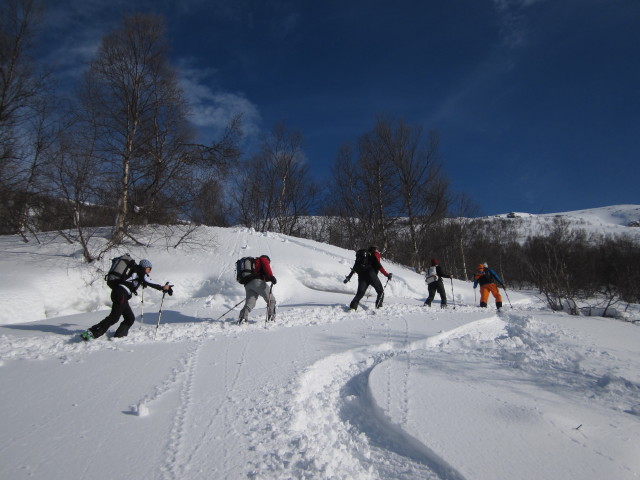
top-left (1, 214), bottom-right (639, 479)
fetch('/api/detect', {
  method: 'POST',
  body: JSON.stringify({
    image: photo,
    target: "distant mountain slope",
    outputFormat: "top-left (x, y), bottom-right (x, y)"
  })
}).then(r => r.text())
top-left (496, 204), bottom-right (640, 226)
top-left (489, 204), bottom-right (640, 241)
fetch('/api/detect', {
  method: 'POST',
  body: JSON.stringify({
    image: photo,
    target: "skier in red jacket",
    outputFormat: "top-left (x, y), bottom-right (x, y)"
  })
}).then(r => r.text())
top-left (238, 255), bottom-right (277, 324)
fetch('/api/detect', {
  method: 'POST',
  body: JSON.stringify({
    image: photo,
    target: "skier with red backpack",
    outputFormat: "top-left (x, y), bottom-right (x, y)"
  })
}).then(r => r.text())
top-left (344, 245), bottom-right (392, 311)
top-left (237, 255), bottom-right (277, 324)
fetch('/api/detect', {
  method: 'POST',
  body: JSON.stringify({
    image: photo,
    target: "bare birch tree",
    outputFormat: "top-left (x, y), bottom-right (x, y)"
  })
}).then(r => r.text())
top-left (376, 119), bottom-right (449, 268)
top-left (324, 144), bottom-right (374, 246)
top-left (235, 124), bottom-right (318, 234)
top-left (0, 0), bottom-right (49, 236)
top-left (76, 13), bottom-right (187, 243)
top-left (357, 122), bottom-right (400, 252)
top-left (327, 117), bottom-right (451, 262)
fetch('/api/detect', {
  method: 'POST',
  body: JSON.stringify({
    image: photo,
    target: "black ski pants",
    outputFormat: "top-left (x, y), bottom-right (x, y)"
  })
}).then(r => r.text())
top-left (349, 271), bottom-right (384, 310)
top-left (89, 286), bottom-right (135, 338)
top-left (425, 280), bottom-right (447, 307)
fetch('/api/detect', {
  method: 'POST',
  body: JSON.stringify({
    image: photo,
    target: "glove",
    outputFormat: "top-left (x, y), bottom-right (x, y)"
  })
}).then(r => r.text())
top-left (270, 276), bottom-right (277, 284)
top-left (387, 273), bottom-right (393, 280)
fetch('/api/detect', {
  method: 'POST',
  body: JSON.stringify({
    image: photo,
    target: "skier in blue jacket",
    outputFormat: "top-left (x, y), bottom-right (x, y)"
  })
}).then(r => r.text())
top-left (473, 263), bottom-right (504, 309)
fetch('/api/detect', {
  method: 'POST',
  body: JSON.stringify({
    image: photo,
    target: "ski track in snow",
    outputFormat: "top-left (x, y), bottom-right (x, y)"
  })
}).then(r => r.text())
top-left (157, 340), bottom-right (203, 480)
top-left (272, 307), bottom-right (483, 480)
top-left (2, 301), bottom-right (638, 479)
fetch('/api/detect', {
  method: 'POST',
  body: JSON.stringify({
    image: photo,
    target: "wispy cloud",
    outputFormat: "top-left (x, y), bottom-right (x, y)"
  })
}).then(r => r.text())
top-left (492, 0), bottom-right (547, 48)
top-left (178, 62), bottom-right (262, 141)
top-left (39, 0), bottom-right (131, 82)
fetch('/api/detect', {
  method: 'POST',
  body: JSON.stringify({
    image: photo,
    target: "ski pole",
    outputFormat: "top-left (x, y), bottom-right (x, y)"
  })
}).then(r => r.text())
top-left (450, 278), bottom-right (456, 310)
top-left (375, 277), bottom-right (390, 309)
top-left (154, 283), bottom-right (169, 340)
top-left (140, 288), bottom-right (144, 324)
top-left (422, 271), bottom-right (429, 306)
top-left (501, 285), bottom-right (513, 308)
top-left (215, 299), bottom-right (246, 322)
top-left (265, 284), bottom-right (274, 325)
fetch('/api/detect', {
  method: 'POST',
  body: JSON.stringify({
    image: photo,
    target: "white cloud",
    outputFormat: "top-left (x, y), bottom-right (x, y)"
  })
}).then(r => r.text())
top-left (492, 0), bottom-right (548, 48)
top-left (178, 63), bottom-right (262, 140)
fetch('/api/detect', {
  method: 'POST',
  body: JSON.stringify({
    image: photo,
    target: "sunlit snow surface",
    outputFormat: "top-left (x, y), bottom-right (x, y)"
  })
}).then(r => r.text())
top-left (1, 206), bottom-right (639, 479)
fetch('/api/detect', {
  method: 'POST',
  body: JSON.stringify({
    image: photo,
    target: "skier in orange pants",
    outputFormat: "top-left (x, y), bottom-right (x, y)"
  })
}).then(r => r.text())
top-left (473, 263), bottom-right (505, 309)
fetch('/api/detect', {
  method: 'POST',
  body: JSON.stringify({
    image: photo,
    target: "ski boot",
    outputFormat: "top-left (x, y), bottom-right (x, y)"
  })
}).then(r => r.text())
top-left (80, 330), bottom-right (94, 341)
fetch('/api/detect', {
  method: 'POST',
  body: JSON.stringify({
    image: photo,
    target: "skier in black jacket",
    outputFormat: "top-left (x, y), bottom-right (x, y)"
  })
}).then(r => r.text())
top-left (82, 259), bottom-right (172, 340)
top-left (344, 246), bottom-right (392, 310)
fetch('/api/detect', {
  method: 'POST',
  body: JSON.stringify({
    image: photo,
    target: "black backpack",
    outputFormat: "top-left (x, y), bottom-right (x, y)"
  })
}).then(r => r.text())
top-left (484, 268), bottom-right (497, 284)
top-left (105, 254), bottom-right (136, 287)
top-left (352, 249), bottom-right (371, 274)
top-left (236, 257), bottom-right (256, 284)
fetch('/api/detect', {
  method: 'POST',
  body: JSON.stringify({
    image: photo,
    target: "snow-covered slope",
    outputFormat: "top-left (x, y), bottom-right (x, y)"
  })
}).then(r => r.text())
top-left (492, 204), bottom-right (640, 241)
top-left (0, 218), bottom-right (639, 479)
top-left (0, 226), bottom-right (453, 326)
top-left (498, 204), bottom-right (640, 226)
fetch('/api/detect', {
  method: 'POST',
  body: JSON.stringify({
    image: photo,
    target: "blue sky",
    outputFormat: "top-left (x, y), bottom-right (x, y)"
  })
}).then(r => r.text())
top-left (40, 0), bottom-right (639, 216)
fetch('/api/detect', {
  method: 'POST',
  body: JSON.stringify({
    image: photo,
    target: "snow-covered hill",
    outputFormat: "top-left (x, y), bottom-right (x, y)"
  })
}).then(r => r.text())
top-left (497, 204), bottom-right (640, 226)
top-left (1, 211), bottom-right (639, 479)
top-left (491, 204), bottom-right (640, 241)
